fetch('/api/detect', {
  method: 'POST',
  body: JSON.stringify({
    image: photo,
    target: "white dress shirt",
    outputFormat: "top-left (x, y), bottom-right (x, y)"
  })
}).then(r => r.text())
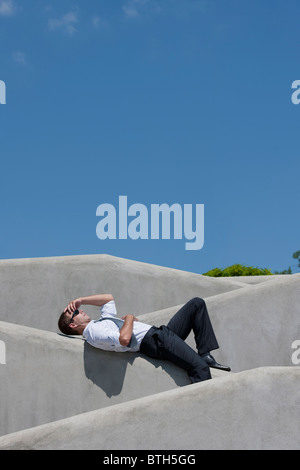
top-left (82, 300), bottom-right (152, 352)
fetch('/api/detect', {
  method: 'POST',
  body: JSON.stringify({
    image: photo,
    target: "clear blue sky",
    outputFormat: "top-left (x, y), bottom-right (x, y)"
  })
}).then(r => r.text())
top-left (0, 0), bottom-right (299, 274)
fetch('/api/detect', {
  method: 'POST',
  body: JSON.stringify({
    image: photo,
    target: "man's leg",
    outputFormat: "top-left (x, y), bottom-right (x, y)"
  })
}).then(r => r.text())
top-left (166, 297), bottom-right (219, 355)
top-left (140, 325), bottom-right (211, 383)
top-left (167, 297), bottom-right (231, 372)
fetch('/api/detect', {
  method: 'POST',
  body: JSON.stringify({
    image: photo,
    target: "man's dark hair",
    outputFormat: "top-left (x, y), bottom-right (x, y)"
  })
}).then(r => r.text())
top-left (58, 311), bottom-right (80, 336)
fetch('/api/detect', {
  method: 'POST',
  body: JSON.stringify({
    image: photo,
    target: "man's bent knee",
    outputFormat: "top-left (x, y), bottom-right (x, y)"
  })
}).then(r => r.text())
top-left (190, 297), bottom-right (206, 308)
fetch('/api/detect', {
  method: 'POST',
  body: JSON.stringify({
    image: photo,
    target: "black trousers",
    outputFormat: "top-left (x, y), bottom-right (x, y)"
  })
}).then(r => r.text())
top-left (140, 297), bottom-right (219, 383)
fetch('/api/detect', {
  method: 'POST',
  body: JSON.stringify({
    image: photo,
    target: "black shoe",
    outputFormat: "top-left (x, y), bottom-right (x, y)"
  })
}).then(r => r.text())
top-left (201, 353), bottom-right (231, 372)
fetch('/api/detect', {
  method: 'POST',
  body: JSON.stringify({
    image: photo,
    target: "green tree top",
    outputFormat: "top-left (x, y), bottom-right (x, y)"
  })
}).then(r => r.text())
top-left (203, 251), bottom-right (299, 277)
top-left (203, 264), bottom-right (273, 277)
top-left (293, 251), bottom-right (300, 268)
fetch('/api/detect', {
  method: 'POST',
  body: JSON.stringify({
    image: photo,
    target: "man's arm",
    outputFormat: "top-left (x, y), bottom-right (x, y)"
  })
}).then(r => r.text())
top-left (119, 314), bottom-right (137, 347)
top-left (64, 294), bottom-right (114, 314)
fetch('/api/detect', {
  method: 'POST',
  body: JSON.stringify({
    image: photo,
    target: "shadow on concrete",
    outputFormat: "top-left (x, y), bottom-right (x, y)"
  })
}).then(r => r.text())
top-left (83, 342), bottom-right (189, 397)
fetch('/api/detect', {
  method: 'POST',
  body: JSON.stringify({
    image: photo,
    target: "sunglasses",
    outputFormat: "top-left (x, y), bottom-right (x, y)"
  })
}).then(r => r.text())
top-left (69, 309), bottom-right (79, 324)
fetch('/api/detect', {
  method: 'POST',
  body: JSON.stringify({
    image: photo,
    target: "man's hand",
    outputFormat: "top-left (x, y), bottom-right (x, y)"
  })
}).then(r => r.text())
top-left (64, 298), bottom-right (82, 314)
top-left (64, 294), bottom-right (114, 314)
top-left (121, 314), bottom-right (139, 322)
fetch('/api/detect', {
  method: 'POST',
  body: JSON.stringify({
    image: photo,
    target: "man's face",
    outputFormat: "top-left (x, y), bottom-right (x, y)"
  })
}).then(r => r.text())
top-left (67, 309), bottom-right (91, 327)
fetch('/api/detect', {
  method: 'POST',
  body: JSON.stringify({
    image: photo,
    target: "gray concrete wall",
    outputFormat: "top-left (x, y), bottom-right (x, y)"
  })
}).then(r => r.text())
top-left (218, 274), bottom-right (292, 285)
top-left (139, 273), bottom-right (300, 373)
top-left (0, 254), bottom-right (299, 449)
top-left (0, 254), bottom-right (244, 333)
top-left (0, 319), bottom-right (226, 437)
top-left (0, 367), bottom-right (299, 450)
